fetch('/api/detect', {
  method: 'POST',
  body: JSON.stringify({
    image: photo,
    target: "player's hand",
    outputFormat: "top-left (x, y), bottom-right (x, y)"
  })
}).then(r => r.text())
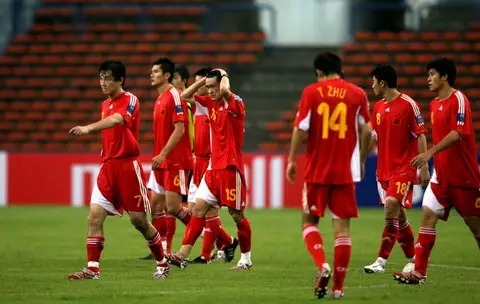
top-left (286, 162), bottom-right (297, 184)
top-left (69, 126), bottom-right (90, 136)
top-left (152, 153), bottom-right (166, 170)
top-left (419, 166), bottom-right (430, 188)
top-left (361, 162), bottom-right (366, 179)
top-left (410, 151), bottom-right (433, 168)
top-left (213, 68), bottom-right (227, 77)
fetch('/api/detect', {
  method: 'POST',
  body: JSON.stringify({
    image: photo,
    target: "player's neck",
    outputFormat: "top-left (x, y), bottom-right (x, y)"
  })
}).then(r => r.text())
top-left (382, 89), bottom-right (400, 102)
top-left (108, 88), bottom-right (124, 100)
top-left (437, 86), bottom-right (455, 100)
top-left (156, 83), bottom-right (172, 95)
top-left (317, 74), bottom-right (341, 82)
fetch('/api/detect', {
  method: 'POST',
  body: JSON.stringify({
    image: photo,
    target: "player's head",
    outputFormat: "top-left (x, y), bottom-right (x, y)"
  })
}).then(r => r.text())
top-left (99, 60), bottom-right (126, 96)
top-left (426, 58), bottom-right (456, 92)
top-left (151, 58), bottom-right (175, 87)
top-left (370, 64), bottom-right (397, 97)
top-left (172, 64), bottom-right (189, 90)
top-left (313, 52), bottom-right (342, 79)
top-left (194, 67), bottom-right (212, 96)
top-left (205, 69), bottom-right (223, 100)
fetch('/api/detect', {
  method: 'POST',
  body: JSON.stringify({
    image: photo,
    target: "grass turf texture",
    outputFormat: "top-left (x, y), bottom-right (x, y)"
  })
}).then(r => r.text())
top-left (0, 206), bottom-right (478, 304)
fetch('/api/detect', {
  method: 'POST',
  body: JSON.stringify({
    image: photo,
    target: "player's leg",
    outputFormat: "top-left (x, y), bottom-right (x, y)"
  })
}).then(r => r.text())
top-left (329, 183), bottom-right (358, 299)
top-left (393, 182), bottom-right (448, 284)
top-left (397, 207), bottom-right (415, 271)
top-left (129, 211), bottom-right (170, 279)
top-left (300, 183), bottom-right (330, 299)
top-left (68, 165), bottom-right (113, 280)
top-left (140, 171), bottom-right (167, 259)
top-left (463, 216), bottom-right (480, 248)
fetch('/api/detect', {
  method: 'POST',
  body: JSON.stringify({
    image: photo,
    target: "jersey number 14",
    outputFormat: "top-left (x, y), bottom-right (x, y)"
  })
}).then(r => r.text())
top-left (317, 102), bottom-right (347, 139)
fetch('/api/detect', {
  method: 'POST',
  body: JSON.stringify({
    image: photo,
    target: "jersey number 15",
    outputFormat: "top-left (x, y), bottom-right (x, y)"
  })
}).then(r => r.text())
top-left (317, 102), bottom-right (347, 139)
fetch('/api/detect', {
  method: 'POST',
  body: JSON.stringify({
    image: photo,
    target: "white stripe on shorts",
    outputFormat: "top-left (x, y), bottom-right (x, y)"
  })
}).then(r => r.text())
top-left (133, 160), bottom-right (150, 213)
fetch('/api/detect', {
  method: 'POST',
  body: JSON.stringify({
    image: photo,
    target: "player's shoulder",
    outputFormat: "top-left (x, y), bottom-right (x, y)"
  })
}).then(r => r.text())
top-left (230, 92), bottom-right (244, 102)
top-left (342, 80), bottom-right (365, 94)
top-left (373, 98), bottom-right (386, 109)
top-left (451, 89), bottom-right (469, 103)
top-left (397, 93), bottom-right (419, 108)
top-left (167, 86), bottom-right (182, 100)
top-left (119, 91), bottom-right (139, 103)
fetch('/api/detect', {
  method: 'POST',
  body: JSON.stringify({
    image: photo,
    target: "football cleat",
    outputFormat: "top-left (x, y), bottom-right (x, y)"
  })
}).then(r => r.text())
top-left (314, 264), bottom-right (331, 299)
top-left (67, 268), bottom-right (100, 280)
top-left (213, 250), bottom-right (226, 261)
top-left (223, 237), bottom-right (239, 263)
top-left (363, 259), bottom-right (386, 274)
top-left (330, 290), bottom-right (344, 300)
top-left (393, 270), bottom-right (426, 285)
top-left (402, 262), bottom-right (415, 273)
top-left (229, 261), bottom-right (252, 270)
top-left (153, 262), bottom-right (170, 279)
top-left (139, 253), bottom-right (154, 260)
top-left (165, 252), bottom-right (188, 269)
top-left (191, 256), bottom-right (211, 264)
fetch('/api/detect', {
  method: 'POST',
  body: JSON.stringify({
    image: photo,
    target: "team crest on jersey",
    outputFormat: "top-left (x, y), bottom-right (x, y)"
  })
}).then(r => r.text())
top-left (175, 104), bottom-right (184, 114)
top-left (415, 114), bottom-right (424, 125)
top-left (127, 104), bottom-right (135, 116)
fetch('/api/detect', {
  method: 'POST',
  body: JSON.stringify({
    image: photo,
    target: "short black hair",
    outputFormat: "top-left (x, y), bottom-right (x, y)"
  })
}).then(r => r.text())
top-left (195, 67), bottom-right (213, 78)
top-left (206, 69), bottom-right (222, 83)
top-left (153, 57), bottom-right (175, 83)
top-left (175, 64), bottom-right (190, 81)
top-left (426, 58), bottom-right (456, 87)
top-left (371, 64), bottom-right (397, 88)
top-left (99, 60), bottom-right (126, 86)
top-left (313, 52), bottom-right (342, 76)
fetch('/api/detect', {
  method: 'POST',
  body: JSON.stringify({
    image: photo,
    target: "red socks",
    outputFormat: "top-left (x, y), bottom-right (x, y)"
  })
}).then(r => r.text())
top-left (302, 225), bottom-right (326, 270)
top-left (86, 236), bottom-right (104, 272)
top-left (236, 218), bottom-right (252, 253)
top-left (377, 218), bottom-right (399, 259)
top-left (333, 237), bottom-right (352, 292)
top-left (414, 227), bottom-right (436, 276)
top-left (398, 219), bottom-right (415, 259)
top-left (147, 231), bottom-right (165, 263)
top-left (165, 214), bottom-right (176, 253)
top-left (182, 215), bottom-right (205, 246)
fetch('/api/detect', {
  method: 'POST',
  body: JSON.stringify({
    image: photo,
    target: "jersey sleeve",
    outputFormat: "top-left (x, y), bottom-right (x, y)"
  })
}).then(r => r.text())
top-left (194, 95), bottom-right (212, 108)
top-left (294, 87), bottom-right (313, 131)
top-left (358, 90), bottom-right (371, 125)
top-left (408, 100), bottom-right (427, 135)
top-left (226, 93), bottom-right (246, 119)
top-left (169, 91), bottom-right (187, 124)
top-left (451, 91), bottom-right (470, 135)
top-left (116, 93), bottom-right (138, 125)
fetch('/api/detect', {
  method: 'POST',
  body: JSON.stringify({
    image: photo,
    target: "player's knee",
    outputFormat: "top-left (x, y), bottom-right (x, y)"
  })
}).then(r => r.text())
top-left (87, 213), bottom-right (103, 229)
top-left (192, 199), bottom-right (209, 217)
top-left (384, 198), bottom-right (400, 217)
top-left (228, 209), bottom-right (245, 223)
top-left (421, 206), bottom-right (439, 227)
top-left (205, 207), bottom-right (218, 217)
top-left (463, 216), bottom-right (480, 237)
top-left (129, 214), bottom-right (148, 231)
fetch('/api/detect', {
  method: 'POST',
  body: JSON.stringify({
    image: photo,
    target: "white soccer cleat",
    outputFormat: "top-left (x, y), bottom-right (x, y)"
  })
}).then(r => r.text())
top-left (402, 262), bottom-right (415, 273)
top-left (330, 289), bottom-right (344, 300)
top-left (363, 258), bottom-right (386, 274)
top-left (230, 260), bottom-right (252, 270)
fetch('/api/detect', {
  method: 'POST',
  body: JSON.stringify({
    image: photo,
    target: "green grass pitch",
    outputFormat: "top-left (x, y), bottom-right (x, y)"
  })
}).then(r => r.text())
top-left (0, 206), bottom-right (478, 304)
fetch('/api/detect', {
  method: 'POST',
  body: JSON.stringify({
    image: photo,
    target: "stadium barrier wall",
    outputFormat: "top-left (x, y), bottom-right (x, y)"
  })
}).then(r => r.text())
top-left (0, 152), bottom-right (425, 208)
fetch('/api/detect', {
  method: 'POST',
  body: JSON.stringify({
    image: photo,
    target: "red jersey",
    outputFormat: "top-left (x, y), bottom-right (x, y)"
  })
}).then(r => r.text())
top-left (100, 91), bottom-right (140, 162)
top-left (153, 86), bottom-right (193, 170)
top-left (194, 93), bottom-right (245, 174)
top-left (372, 93), bottom-right (427, 182)
top-left (294, 78), bottom-right (371, 184)
top-left (430, 90), bottom-right (480, 188)
top-left (193, 102), bottom-right (211, 158)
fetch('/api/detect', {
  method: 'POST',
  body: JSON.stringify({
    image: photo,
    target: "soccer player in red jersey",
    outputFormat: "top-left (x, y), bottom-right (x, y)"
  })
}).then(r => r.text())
top-left (166, 68), bottom-right (250, 270)
top-left (145, 58), bottom-right (193, 255)
top-left (286, 52), bottom-right (372, 299)
top-left (364, 64), bottom-right (429, 274)
top-left (186, 67), bottom-right (237, 264)
top-left (172, 64), bottom-right (189, 91)
top-left (393, 58), bottom-right (480, 284)
top-left (67, 60), bottom-right (169, 280)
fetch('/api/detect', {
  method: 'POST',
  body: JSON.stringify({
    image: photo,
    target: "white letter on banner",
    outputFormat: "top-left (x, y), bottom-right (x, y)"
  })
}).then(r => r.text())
top-left (252, 156), bottom-right (266, 209)
top-left (71, 164), bottom-right (100, 207)
top-left (269, 156), bottom-right (284, 209)
top-left (0, 151), bottom-right (7, 206)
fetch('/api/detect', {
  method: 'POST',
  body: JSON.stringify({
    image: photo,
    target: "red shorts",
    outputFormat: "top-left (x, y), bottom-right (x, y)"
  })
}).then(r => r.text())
top-left (148, 169), bottom-right (191, 195)
top-left (425, 182), bottom-right (480, 220)
top-left (302, 183), bottom-right (358, 218)
top-left (196, 167), bottom-right (247, 210)
top-left (378, 176), bottom-right (414, 208)
top-left (92, 158), bottom-right (149, 215)
top-left (192, 157), bottom-right (209, 186)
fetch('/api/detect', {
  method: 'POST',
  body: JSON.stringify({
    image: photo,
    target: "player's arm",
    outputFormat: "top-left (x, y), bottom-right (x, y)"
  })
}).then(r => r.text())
top-left (416, 133), bottom-right (430, 186)
top-left (286, 127), bottom-right (306, 184)
top-left (411, 130), bottom-right (460, 168)
top-left (69, 113), bottom-right (123, 136)
top-left (181, 76), bottom-right (206, 102)
top-left (215, 69), bottom-right (232, 100)
top-left (359, 122), bottom-right (372, 179)
top-left (152, 122), bottom-right (185, 170)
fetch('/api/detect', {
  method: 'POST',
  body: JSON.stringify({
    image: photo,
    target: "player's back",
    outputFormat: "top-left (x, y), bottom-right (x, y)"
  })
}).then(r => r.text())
top-left (296, 78), bottom-right (370, 184)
